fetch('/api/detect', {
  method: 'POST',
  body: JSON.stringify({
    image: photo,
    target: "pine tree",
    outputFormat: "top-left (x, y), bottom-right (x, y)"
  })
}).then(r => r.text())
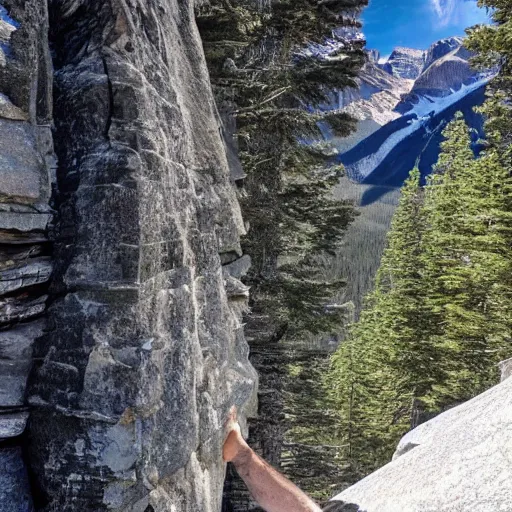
top-left (197, 0), bottom-right (368, 503)
top-left (466, 0), bottom-right (512, 162)
top-left (328, 1), bottom-right (512, 486)
top-left (329, 169), bottom-right (436, 478)
top-left (421, 116), bottom-right (512, 401)
top-left (329, 115), bottom-right (512, 480)
top-left (197, 0), bottom-right (366, 340)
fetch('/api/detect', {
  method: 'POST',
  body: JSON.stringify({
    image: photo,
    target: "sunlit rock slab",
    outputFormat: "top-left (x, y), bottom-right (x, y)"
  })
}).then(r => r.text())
top-left (332, 377), bottom-right (512, 511)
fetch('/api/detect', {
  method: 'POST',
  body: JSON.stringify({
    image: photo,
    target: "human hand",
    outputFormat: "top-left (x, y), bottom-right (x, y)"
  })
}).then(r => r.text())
top-left (223, 406), bottom-right (248, 463)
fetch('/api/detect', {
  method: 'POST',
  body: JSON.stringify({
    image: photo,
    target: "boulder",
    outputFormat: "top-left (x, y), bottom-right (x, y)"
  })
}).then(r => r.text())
top-left (500, 358), bottom-right (512, 382)
top-left (332, 377), bottom-right (512, 511)
top-left (0, 411), bottom-right (30, 439)
top-left (0, 258), bottom-right (52, 295)
top-left (0, 120), bottom-right (48, 204)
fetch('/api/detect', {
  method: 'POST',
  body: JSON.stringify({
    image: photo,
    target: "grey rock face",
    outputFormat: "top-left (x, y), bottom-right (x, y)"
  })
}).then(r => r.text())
top-left (366, 49), bottom-right (380, 64)
top-left (423, 36), bottom-right (464, 71)
top-left (26, 1), bottom-right (257, 511)
top-left (0, 120), bottom-right (48, 203)
top-left (333, 377), bottom-right (512, 512)
top-left (0, 411), bottom-right (30, 438)
top-left (0, 258), bottom-right (52, 295)
top-left (0, 0), bottom-right (54, 508)
top-left (381, 47), bottom-right (426, 80)
top-left (411, 45), bottom-right (476, 96)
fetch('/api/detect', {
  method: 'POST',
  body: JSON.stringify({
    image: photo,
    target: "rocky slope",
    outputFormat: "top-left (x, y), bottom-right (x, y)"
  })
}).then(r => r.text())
top-left (337, 37), bottom-right (491, 185)
top-left (0, 1), bottom-right (257, 511)
top-left (380, 46), bottom-right (426, 79)
top-left (322, 59), bottom-right (414, 154)
top-left (331, 366), bottom-right (512, 511)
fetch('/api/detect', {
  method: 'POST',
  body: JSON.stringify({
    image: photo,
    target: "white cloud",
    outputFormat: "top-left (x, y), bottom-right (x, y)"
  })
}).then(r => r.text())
top-left (429, 0), bottom-right (480, 28)
top-left (378, 55), bottom-right (390, 64)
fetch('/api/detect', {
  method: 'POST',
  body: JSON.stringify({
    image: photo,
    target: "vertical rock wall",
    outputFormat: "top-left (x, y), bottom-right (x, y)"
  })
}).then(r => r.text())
top-left (1, 0), bottom-right (257, 510)
top-left (0, 1), bottom-right (54, 510)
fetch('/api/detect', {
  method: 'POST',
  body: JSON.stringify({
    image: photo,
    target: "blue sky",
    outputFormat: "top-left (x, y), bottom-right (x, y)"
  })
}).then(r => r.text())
top-left (363, 0), bottom-right (490, 58)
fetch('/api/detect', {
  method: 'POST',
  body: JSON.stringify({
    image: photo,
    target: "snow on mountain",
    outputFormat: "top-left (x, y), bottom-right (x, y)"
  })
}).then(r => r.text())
top-left (322, 36), bottom-right (491, 318)
top-left (344, 75), bottom-right (492, 182)
top-left (423, 36), bottom-right (464, 70)
top-left (320, 57), bottom-right (415, 153)
top-left (408, 74), bottom-right (494, 119)
top-left (323, 36), bottom-right (492, 187)
top-left (397, 40), bottom-right (484, 114)
top-left (380, 47), bottom-right (427, 80)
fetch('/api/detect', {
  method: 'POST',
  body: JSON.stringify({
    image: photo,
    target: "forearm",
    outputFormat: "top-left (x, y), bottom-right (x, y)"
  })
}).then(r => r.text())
top-left (232, 445), bottom-right (322, 512)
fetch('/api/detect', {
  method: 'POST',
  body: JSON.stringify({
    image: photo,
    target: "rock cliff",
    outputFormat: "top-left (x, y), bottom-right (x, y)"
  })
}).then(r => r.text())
top-left (0, 1), bottom-right (54, 510)
top-left (0, 1), bottom-right (257, 511)
top-left (380, 47), bottom-right (426, 80)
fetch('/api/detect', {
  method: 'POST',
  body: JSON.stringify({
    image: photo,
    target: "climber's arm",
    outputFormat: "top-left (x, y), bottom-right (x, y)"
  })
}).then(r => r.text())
top-left (223, 410), bottom-right (322, 512)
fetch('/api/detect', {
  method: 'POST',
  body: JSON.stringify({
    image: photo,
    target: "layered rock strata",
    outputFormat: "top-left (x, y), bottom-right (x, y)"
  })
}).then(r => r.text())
top-left (0, 1), bottom-right (54, 510)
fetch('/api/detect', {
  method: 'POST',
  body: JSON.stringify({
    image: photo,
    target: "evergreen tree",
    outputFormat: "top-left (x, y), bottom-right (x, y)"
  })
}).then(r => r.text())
top-left (327, 0), bottom-right (512, 487)
top-left (329, 114), bottom-right (512, 480)
top-left (197, 0), bottom-right (368, 503)
top-left (197, 0), bottom-right (366, 339)
top-left (421, 116), bottom-right (512, 401)
top-left (466, 0), bottom-right (512, 162)
top-left (329, 169), bottom-right (435, 477)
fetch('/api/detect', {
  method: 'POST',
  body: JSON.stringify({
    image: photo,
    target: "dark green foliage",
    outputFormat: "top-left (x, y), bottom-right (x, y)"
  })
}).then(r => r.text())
top-left (197, 0), bottom-right (366, 340)
top-left (329, 169), bottom-right (434, 478)
top-left (198, 0), bottom-right (367, 501)
top-left (420, 117), bottom-right (512, 401)
top-left (283, 354), bottom-right (351, 501)
top-left (466, 0), bottom-right (512, 165)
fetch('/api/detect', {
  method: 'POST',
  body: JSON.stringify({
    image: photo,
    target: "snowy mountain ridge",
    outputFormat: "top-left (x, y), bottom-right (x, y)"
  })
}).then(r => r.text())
top-left (324, 36), bottom-right (492, 184)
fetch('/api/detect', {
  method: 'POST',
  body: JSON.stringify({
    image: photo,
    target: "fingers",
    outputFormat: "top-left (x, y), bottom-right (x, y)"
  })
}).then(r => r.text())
top-left (227, 405), bottom-right (238, 424)
top-left (225, 406), bottom-right (241, 436)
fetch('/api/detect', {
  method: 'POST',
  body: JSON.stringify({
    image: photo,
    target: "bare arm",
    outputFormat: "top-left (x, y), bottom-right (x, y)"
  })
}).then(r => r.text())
top-left (223, 410), bottom-right (322, 512)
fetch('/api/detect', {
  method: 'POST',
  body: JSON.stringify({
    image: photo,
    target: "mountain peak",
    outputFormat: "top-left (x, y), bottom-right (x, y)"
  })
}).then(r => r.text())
top-left (380, 47), bottom-right (427, 79)
top-left (423, 36), bottom-right (464, 70)
top-left (391, 46), bottom-right (426, 56)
